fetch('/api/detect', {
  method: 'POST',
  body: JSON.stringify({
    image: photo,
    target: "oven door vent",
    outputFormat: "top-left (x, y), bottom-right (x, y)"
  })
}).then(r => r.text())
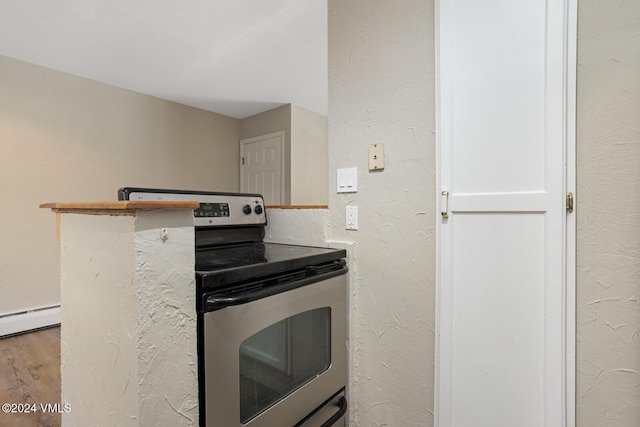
top-left (305, 261), bottom-right (345, 277)
top-left (277, 270), bottom-right (307, 284)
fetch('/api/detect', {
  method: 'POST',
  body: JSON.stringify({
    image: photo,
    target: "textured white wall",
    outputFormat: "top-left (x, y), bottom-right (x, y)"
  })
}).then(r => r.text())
top-left (59, 209), bottom-right (197, 426)
top-left (576, 0), bottom-right (640, 425)
top-left (60, 213), bottom-right (139, 426)
top-left (133, 211), bottom-right (198, 426)
top-left (264, 208), bottom-right (329, 246)
top-left (327, 1), bottom-right (640, 426)
top-left (328, 1), bottom-right (436, 425)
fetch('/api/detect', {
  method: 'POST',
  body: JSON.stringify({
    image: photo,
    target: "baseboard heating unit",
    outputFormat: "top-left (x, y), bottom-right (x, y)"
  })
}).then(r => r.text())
top-left (0, 305), bottom-right (61, 337)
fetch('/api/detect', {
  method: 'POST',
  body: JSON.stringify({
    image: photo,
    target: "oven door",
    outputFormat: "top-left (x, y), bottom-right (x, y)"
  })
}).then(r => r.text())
top-left (202, 273), bottom-right (347, 427)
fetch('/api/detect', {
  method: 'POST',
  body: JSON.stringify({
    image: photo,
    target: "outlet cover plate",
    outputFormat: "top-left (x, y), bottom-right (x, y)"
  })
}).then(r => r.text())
top-left (368, 143), bottom-right (385, 170)
top-left (337, 167), bottom-right (358, 193)
top-left (346, 205), bottom-right (358, 230)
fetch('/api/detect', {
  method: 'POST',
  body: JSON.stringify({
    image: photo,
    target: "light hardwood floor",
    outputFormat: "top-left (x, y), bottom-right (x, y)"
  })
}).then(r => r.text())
top-left (0, 327), bottom-right (61, 427)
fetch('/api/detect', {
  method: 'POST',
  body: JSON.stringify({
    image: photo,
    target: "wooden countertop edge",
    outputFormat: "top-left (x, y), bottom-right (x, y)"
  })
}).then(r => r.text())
top-left (266, 205), bottom-right (328, 210)
top-left (39, 200), bottom-right (200, 214)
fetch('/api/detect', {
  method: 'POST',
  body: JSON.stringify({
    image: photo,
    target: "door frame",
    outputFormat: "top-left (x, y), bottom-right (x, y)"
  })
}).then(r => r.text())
top-left (240, 131), bottom-right (286, 205)
top-left (564, 0), bottom-right (578, 424)
top-left (434, 0), bottom-right (577, 425)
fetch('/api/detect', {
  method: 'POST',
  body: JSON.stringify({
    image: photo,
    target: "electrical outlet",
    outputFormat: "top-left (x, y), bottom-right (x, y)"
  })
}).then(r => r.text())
top-left (346, 206), bottom-right (358, 230)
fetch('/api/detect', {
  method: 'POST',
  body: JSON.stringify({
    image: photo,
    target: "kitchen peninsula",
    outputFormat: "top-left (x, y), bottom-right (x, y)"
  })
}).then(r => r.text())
top-left (40, 201), bottom-right (200, 427)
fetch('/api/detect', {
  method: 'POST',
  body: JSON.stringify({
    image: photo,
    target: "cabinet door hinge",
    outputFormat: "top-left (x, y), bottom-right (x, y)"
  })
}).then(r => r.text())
top-left (566, 192), bottom-right (574, 213)
top-left (241, 157), bottom-right (245, 165)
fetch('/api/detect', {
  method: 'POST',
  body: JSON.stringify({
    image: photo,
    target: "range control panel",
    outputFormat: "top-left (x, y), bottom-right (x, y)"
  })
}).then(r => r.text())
top-left (118, 187), bottom-right (266, 227)
top-left (195, 202), bottom-right (230, 218)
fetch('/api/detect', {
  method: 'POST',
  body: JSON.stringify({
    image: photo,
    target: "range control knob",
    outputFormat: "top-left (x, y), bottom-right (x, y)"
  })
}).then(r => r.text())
top-left (242, 204), bottom-right (252, 215)
top-left (254, 205), bottom-right (263, 215)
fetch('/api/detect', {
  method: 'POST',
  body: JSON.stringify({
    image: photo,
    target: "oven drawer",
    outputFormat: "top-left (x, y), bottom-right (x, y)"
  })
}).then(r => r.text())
top-left (201, 273), bottom-right (347, 427)
top-left (295, 389), bottom-right (347, 427)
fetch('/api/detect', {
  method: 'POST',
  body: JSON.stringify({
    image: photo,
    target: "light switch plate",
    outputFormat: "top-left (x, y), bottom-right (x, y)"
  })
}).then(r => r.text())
top-left (368, 143), bottom-right (385, 171)
top-left (337, 167), bottom-right (358, 193)
top-left (346, 205), bottom-right (358, 230)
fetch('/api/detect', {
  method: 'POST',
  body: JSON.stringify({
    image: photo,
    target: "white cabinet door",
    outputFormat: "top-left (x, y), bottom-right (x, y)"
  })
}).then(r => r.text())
top-left (240, 131), bottom-right (284, 205)
top-left (436, 1), bottom-right (576, 426)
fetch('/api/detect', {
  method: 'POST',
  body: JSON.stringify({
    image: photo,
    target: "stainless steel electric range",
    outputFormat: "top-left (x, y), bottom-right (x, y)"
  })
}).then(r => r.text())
top-left (118, 187), bottom-right (348, 427)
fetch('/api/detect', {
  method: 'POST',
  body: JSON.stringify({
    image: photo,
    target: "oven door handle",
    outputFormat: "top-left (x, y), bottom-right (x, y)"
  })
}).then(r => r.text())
top-left (205, 267), bottom-right (346, 311)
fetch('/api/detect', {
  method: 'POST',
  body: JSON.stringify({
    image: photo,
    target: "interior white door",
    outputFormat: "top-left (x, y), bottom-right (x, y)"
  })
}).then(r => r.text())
top-left (240, 131), bottom-right (284, 205)
top-left (435, 1), bottom-right (576, 426)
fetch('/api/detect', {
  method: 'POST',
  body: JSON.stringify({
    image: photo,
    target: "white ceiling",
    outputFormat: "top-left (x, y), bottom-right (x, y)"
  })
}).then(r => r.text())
top-left (0, 0), bottom-right (327, 119)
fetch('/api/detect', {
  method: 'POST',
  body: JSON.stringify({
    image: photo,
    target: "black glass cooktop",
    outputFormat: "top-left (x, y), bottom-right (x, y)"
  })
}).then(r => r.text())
top-left (196, 243), bottom-right (346, 289)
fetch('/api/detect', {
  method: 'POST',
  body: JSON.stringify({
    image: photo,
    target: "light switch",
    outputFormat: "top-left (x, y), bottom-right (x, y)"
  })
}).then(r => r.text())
top-left (368, 143), bottom-right (385, 171)
top-left (337, 167), bottom-right (358, 193)
top-left (346, 205), bottom-right (358, 230)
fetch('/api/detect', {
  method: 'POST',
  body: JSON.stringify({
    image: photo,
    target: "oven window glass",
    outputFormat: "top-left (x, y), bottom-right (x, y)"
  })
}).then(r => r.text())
top-left (239, 307), bottom-right (331, 423)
